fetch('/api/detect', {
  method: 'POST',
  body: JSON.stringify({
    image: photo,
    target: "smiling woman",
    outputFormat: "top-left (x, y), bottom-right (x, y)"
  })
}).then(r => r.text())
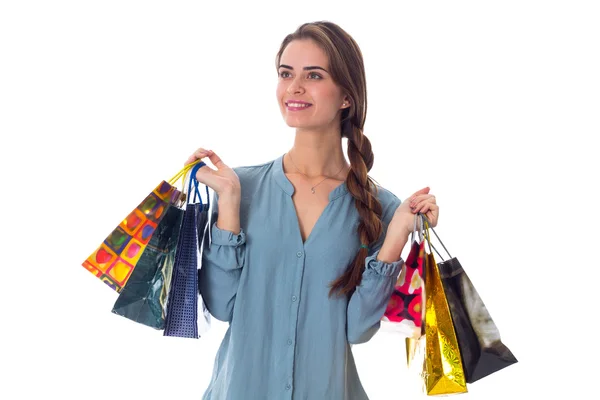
top-left (189, 20), bottom-right (439, 400)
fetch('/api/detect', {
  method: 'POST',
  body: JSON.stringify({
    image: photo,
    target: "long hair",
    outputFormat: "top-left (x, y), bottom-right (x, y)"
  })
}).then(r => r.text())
top-left (275, 21), bottom-right (384, 298)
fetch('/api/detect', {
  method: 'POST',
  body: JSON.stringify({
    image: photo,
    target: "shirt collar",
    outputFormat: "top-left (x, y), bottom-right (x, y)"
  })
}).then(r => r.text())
top-left (272, 153), bottom-right (349, 201)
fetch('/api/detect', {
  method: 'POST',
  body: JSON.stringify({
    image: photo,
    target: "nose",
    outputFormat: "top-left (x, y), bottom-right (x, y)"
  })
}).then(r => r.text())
top-left (286, 76), bottom-right (305, 95)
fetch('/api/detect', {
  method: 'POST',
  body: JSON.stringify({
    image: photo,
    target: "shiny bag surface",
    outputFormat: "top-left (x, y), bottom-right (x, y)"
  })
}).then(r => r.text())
top-left (111, 202), bottom-right (185, 329)
top-left (82, 182), bottom-right (179, 292)
top-left (406, 215), bottom-right (467, 396)
top-left (82, 160), bottom-right (205, 293)
top-left (426, 221), bottom-right (518, 383)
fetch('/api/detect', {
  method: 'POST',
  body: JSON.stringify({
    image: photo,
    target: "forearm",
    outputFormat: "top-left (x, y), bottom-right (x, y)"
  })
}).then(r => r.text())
top-left (347, 231), bottom-right (410, 344)
top-left (199, 189), bottom-right (246, 323)
top-left (216, 190), bottom-right (241, 234)
top-left (377, 231), bottom-right (409, 263)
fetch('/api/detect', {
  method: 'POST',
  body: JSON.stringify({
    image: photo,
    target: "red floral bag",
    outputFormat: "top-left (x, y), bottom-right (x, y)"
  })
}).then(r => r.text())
top-left (381, 215), bottom-right (426, 338)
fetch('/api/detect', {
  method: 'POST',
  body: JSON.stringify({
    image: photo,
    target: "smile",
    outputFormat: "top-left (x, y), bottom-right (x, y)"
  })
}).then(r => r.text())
top-left (286, 103), bottom-right (312, 111)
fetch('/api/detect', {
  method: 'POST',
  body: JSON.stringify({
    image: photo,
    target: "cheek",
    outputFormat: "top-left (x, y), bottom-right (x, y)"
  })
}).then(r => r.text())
top-left (315, 88), bottom-right (342, 107)
top-left (275, 84), bottom-right (286, 100)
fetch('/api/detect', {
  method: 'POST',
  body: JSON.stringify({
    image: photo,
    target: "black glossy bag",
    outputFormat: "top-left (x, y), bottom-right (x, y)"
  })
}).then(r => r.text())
top-left (422, 215), bottom-right (518, 383)
top-left (111, 201), bottom-right (185, 329)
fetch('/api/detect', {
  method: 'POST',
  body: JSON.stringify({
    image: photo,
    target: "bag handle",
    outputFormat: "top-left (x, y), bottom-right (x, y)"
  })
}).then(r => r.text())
top-left (421, 214), bottom-right (433, 255)
top-left (418, 213), bottom-right (452, 261)
top-left (187, 162), bottom-right (210, 207)
top-left (167, 160), bottom-right (211, 208)
top-left (410, 212), bottom-right (424, 244)
top-left (168, 159), bottom-right (204, 187)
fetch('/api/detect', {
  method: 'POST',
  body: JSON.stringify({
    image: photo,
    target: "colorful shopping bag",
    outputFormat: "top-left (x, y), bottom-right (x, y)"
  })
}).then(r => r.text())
top-left (82, 160), bottom-right (203, 292)
top-left (163, 162), bottom-right (211, 339)
top-left (406, 215), bottom-right (467, 396)
top-left (111, 201), bottom-right (185, 329)
top-left (381, 241), bottom-right (425, 338)
top-left (381, 214), bottom-right (426, 338)
top-left (423, 215), bottom-right (518, 383)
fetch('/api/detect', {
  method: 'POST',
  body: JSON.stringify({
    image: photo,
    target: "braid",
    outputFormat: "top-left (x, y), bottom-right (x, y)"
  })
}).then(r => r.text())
top-left (273, 20), bottom-right (385, 298)
top-left (328, 122), bottom-right (383, 297)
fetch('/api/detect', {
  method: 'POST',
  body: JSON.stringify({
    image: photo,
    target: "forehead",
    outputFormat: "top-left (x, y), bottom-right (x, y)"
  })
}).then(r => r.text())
top-left (280, 39), bottom-right (329, 68)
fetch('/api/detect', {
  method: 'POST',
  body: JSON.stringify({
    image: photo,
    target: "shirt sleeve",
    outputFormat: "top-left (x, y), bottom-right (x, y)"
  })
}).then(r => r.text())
top-left (346, 192), bottom-right (404, 345)
top-left (198, 190), bottom-right (247, 323)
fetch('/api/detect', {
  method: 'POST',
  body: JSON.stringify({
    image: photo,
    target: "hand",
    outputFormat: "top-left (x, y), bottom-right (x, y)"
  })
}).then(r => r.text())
top-left (185, 148), bottom-right (241, 196)
top-left (388, 187), bottom-right (439, 238)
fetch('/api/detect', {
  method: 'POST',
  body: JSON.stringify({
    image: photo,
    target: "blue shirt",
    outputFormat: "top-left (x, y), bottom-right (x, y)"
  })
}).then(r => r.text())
top-left (199, 153), bottom-right (404, 400)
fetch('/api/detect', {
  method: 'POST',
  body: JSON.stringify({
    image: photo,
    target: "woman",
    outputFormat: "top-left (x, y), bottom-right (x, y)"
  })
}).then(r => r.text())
top-left (186, 21), bottom-right (439, 400)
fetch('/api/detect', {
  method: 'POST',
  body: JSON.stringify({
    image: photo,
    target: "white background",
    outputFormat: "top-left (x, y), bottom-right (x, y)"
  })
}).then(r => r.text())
top-left (1, 1), bottom-right (599, 399)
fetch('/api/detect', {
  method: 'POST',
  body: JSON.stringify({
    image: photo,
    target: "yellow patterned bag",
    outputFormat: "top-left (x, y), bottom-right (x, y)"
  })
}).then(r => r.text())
top-left (406, 215), bottom-right (467, 396)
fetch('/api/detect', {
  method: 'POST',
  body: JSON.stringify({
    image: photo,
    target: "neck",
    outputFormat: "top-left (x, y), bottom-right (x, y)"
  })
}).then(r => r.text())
top-left (284, 128), bottom-right (349, 179)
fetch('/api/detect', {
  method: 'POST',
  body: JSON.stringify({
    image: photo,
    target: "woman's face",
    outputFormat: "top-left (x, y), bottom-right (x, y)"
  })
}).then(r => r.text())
top-left (276, 39), bottom-right (349, 130)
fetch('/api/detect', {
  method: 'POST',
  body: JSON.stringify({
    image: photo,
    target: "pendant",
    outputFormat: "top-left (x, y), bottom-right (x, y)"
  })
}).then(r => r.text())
top-left (311, 187), bottom-right (316, 194)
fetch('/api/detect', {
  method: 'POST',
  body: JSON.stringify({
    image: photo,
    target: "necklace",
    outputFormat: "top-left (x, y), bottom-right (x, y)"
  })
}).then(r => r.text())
top-left (287, 152), bottom-right (347, 194)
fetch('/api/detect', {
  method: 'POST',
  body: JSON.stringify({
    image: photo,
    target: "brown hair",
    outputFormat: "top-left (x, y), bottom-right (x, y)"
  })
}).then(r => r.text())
top-left (275, 21), bottom-right (384, 298)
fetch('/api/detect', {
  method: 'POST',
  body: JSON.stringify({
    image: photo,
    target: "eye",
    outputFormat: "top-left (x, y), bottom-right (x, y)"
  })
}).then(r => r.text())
top-left (278, 71), bottom-right (323, 80)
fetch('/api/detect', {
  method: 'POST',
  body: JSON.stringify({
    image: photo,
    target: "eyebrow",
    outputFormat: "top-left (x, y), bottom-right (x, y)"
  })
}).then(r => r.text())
top-left (278, 64), bottom-right (329, 73)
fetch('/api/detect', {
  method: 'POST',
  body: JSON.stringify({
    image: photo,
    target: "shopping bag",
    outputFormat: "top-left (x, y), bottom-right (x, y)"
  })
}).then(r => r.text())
top-left (110, 200), bottom-right (185, 329)
top-left (422, 215), bottom-right (518, 383)
top-left (163, 162), bottom-right (211, 339)
top-left (381, 215), bottom-right (426, 338)
top-left (406, 214), bottom-right (468, 396)
top-left (82, 161), bottom-right (202, 292)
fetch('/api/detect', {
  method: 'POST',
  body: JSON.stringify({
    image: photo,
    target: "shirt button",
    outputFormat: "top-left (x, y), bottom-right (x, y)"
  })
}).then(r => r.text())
top-left (296, 251), bottom-right (303, 257)
top-left (292, 296), bottom-right (297, 302)
top-left (286, 384), bottom-right (291, 390)
top-left (287, 339), bottom-right (293, 345)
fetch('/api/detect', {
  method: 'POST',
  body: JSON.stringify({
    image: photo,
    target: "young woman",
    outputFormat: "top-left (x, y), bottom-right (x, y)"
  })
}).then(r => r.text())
top-left (186, 21), bottom-right (439, 400)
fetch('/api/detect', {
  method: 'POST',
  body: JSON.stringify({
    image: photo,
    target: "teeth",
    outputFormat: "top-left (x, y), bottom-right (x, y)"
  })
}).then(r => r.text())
top-left (288, 103), bottom-right (310, 108)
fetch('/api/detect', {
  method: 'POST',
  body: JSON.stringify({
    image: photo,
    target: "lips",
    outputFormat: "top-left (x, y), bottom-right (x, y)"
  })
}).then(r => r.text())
top-left (286, 100), bottom-right (312, 105)
top-left (285, 100), bottom-right (313, 111)
top-left (286, 103), bottom-right (312, 111)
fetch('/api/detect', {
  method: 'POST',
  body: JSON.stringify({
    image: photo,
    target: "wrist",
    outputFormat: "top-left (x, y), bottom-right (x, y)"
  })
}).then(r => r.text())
top-left (218, 188), bottom-right (241, 205)
top-left (377, 232), bottom-right (409, 263)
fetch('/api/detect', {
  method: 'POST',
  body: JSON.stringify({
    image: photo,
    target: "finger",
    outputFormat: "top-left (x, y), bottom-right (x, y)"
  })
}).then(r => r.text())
top-left (205, 151), bottom-right (226, 170)
top-left (414, 201), bottom-right (438, 214)
top-left (185, 149), bottom-right (213, 166)
top-left (410, 194), bottom-right (436, 204)
top-left (184, 155), bottom-right (198, 166)
top-left (410, 187), bottom-right (430, 198)
top-left (194, 147), bottom-right (210, 156)
top-left (425, 207), bottom-right (439, 227)
top-left (409, 195), bottom-right (436, 209)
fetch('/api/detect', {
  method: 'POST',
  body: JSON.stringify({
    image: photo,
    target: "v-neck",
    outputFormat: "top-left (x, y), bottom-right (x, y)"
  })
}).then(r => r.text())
top-left (272, 153), bottom-right (348, 202)
top-left (272, 153), bottom-right (349, 247)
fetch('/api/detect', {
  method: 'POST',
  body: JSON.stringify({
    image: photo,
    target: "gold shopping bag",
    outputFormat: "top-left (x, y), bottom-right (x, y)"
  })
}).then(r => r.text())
top-left (406, 215), bottom-right (467, 396)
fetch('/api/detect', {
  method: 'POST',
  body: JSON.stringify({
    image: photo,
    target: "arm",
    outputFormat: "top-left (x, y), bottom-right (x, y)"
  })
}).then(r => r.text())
top-left (198, 189), bottom-right (246, 323)
top-left (346, 196), bottom-right (410, 345)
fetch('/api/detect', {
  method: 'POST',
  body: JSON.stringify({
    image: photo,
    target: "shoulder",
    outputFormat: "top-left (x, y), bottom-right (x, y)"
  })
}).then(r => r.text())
top-left (373, 183), bottom-right (402, 209)
top-left (231, 158), bottom-right (275, 183)
top-left (228, 157), bottom-right (280, 201)
top-left (372, 183), bottom-right (402, 223)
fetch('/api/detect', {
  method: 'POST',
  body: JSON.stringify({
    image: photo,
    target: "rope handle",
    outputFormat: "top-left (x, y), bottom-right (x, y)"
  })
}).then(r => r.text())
top-left (418, 213), bottom-right (452, 261)
top-left (168, 159), bottom-right (204, 186)
top-left (168, 160), bottom-right (210, 208)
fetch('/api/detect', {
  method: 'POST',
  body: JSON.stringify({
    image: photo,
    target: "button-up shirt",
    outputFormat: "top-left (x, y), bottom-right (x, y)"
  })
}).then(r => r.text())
top-left (199, 153), bottom-right (404, 400)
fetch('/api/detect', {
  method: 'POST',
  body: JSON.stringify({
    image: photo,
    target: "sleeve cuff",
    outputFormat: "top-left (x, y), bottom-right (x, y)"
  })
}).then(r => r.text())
top-left (211, 222), bottom-right (246, 247)
top-left (364, 249), bottom-right (404, 277)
